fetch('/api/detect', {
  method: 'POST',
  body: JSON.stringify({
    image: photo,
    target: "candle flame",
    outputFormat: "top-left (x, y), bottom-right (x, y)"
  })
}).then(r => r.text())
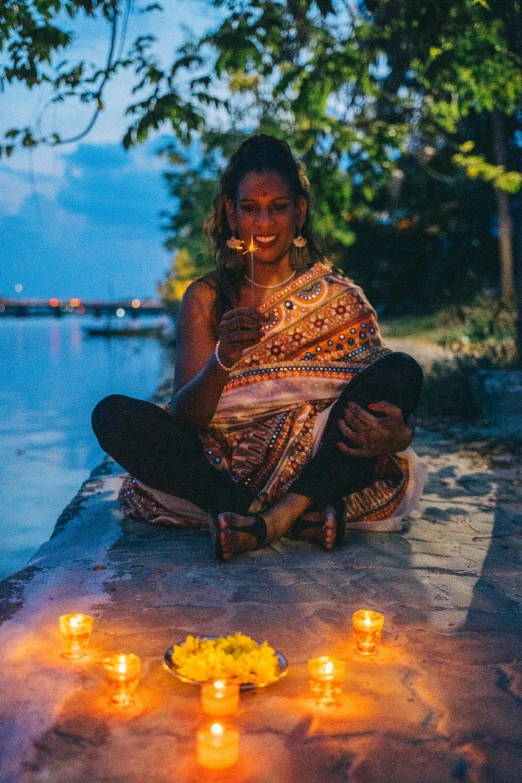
top-left (210, 723), bottom-right (224, 737)
top-left (324, 661), bottom-right (334, 674)
top-left (364, 613), bottom-right (372, 626)
top-left (214, 680), bottom-right (225, 690)
top-left (115, 655), bottom-right (128, 674)
top-left (70, 616), bottom-right (80, 628)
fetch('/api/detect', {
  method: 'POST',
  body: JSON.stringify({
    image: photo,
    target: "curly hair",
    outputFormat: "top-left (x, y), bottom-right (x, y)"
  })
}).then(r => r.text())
top-left (203, 134), bottom-right (324, 321)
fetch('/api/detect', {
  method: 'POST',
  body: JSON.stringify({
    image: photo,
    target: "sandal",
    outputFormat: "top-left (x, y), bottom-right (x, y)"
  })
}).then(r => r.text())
top-left (288, 505), bottom-right (346, 549)
top-left (208, 512), bottom-right (268, 562)
top-left (329, 502), bottom-right (346, 548)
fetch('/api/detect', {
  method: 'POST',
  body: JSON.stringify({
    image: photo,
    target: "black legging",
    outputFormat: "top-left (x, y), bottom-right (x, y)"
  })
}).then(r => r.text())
top-left (91, 352), bottom-right (423, 516)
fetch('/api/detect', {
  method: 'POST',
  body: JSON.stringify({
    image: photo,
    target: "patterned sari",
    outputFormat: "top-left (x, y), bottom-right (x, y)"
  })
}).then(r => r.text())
top-left (120, 262), bottom-right (427, 531)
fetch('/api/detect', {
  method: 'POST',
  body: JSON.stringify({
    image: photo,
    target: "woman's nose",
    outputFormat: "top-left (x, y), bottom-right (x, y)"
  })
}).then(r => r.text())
top-left (254, 207), bottom-right (274, 226)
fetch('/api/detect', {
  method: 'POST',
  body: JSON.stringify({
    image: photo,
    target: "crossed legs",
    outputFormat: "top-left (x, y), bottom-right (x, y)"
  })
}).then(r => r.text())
top-left (92, 351), bottom-right (423, 559)
top-left (216, 352), bottom-right (423, 558)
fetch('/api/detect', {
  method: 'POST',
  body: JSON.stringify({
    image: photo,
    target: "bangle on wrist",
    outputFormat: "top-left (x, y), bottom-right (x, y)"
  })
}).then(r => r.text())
top-left (214, 339), bottom-right (236, 372)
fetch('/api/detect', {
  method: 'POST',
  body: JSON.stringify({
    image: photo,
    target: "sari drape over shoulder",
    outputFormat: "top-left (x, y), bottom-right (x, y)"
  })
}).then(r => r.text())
top-left (120, 262), bottom-right (427, 531)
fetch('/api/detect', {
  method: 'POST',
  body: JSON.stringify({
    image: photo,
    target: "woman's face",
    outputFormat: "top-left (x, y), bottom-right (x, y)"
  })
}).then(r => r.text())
top-left (226, 170), bottom-right (307, 266)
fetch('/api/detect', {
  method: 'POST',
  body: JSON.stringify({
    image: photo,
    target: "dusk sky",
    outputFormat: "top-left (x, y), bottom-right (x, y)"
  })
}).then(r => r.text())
top-left (0, 1), bottom-right (221, 301)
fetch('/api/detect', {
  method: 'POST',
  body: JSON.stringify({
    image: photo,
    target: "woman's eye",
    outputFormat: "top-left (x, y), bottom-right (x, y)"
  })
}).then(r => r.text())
top-left (239, 203), bottom-right (289, 213)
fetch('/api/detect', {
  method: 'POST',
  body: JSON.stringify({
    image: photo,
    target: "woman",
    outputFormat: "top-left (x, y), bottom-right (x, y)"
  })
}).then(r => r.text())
top-left (92, 135), bottom-right (425, 561)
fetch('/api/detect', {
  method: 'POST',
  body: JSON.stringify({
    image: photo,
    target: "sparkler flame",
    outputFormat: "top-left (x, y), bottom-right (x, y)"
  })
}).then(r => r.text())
top-left (243, 236), bottom-right (257, 254)
top-left (245, 234), bottom-right (256, 306)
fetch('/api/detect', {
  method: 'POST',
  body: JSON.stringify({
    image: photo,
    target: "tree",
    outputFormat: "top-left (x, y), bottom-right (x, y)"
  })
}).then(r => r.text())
top-left (157, 248), bottom-right (200, 316)
top-left (4, 1), bottom-right (522, 356)
top-left (160, 0), bottom-right (521, 350)
top-left (153, 2), bottom-right (521, 319)
top-left (0, 0), bottom-right (203, 153)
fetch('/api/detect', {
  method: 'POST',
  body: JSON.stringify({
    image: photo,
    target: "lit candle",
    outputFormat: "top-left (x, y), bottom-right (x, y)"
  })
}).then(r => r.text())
top-left (197, 722), bottom-right (239, 770)
top-left (352, 609), bottom-right (385, 655)
top-left (59, 613), bottom-right (93, 658)
top-left (201, 679), bottom-right (240, 717)
top-left (103, 653), bottom-right (141, 706)
top-left (308, 656), bottom-right (346, 706)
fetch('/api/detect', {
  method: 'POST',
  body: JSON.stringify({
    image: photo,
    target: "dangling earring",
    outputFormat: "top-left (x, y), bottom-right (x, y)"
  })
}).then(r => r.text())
top-left (226, 233), bottom-right (244, 251)
top-left (293, 234), bottom-right (307, 248)
top-left (224, 231), bottom-right (246, 270)
top-left (290, 231), bottom-right (310, 270)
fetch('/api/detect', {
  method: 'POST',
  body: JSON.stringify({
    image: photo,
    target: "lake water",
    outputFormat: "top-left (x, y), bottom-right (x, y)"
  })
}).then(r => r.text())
top-left (0, 316), bottom-right (167, 580)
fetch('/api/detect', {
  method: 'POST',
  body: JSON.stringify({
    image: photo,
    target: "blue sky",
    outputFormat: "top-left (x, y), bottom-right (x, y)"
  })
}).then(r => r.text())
top-left (0, 1), bottom-right (220, 300)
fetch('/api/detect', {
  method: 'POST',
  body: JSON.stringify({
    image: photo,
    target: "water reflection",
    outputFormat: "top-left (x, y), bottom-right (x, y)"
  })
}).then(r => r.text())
top-left (0, 316), bottom-right (166, 579)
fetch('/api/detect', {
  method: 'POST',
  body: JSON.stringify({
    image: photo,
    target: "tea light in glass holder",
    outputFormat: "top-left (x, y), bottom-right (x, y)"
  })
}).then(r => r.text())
top-left (308, 656), bottom-right (346, 706)
top-left (103, 653), bottom-right (141, 706)
top-left (352, 609), bottom-right (384, 655)
top-left (197, 722), bottom-right (239, 770)
top-left (59, 613), bottom-right (94, 658)
top-left (201, 679), bottom-right (240, 717)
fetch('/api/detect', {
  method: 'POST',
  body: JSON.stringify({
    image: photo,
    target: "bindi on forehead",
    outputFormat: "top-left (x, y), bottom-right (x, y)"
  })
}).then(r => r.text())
top-left (238, 171), bottom-right (292, 201)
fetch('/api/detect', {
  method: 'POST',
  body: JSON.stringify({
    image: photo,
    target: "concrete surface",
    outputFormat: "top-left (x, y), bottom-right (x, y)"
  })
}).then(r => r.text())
top-left (1, 425), bottom-right (521, 783)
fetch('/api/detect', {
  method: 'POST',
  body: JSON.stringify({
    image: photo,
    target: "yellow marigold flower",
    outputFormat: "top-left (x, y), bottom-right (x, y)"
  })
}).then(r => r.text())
top-left (172, 633), bottom-right (279, 684)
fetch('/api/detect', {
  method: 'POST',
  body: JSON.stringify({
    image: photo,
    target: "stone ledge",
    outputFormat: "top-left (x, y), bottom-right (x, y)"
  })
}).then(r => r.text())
top-left (0, 430), bottom-right (521, 783)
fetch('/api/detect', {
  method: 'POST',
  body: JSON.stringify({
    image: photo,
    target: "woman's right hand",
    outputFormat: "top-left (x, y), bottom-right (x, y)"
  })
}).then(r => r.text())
top-left (217, 307), bottom-right (267, 367)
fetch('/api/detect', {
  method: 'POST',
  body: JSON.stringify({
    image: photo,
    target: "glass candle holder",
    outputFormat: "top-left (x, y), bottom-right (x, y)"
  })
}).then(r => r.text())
top-left (103, 653), bottom-right (141, 706)
top-left (197, 722), bottom-right (239, 770)
top-left (352, 609), bottom-right (385, 655)
top-left (201, 680), bottom-right (240, 717)
top-left (308, 656), bottom-right (346, 707)
top-left (59, 613), bottom-right (94, 659)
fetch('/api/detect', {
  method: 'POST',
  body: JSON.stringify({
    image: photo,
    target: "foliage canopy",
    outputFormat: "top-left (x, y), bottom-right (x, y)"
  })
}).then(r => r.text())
top-left (2, 0), bottom-right (522, 315)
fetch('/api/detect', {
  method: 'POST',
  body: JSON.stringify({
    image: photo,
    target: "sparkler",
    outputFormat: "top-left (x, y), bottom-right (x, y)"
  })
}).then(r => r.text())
top-left (244, 234), bottom-right (257, 307)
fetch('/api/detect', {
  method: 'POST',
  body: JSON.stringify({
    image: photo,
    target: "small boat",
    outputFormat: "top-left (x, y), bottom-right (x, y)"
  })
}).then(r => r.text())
top-left (83, 323), bottom-right (164, 339)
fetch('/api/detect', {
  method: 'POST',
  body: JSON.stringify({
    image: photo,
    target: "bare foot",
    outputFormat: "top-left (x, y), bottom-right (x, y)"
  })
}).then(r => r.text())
top-left (289, 507), bottom-right (337, 551)
top-left (323, 507), bottom-right (337, 550)
top-left (216, 513), bottom-right (270, 560)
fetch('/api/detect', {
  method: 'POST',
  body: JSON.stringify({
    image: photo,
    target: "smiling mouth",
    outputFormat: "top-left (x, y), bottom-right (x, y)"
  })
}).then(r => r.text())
top-left (255, 235), bottom-right (277, 245)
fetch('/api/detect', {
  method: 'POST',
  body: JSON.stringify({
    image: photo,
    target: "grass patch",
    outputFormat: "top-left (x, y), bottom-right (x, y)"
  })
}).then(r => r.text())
top-left (380, 314), bottom-right (449, 342)
top-left (383, 298), bottom-right (517, 422)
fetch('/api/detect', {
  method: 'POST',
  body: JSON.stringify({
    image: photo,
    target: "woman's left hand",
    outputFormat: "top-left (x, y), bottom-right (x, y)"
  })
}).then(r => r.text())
top-left (337, 400), bottom-right (414, 458)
